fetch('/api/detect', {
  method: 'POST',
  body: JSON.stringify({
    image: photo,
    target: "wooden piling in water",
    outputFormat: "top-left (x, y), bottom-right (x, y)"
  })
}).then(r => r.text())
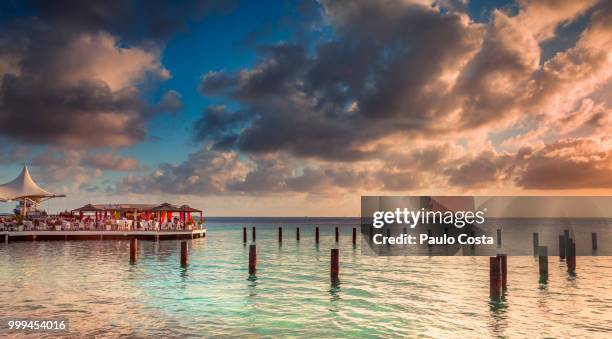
top-left (249, 244), bottom-right (257, 275)
top-left (532, 232), bottom-right (539, 256)
top-left (567, 241), bottom-right (576, 274)
top-left (130, 238), bottom-right (137, 263)
top-left (499, 255), bottom-right (507, 291)
top-left (331, 248), bottom-right (339, 283)
top-left (564, 230), bottom-right (570, 259)
top-left (335, 227), bottom-right (339, 242)
top-left (559, 235), bottom-right (566, 260)
top-left (296, 227), bottom-right (300, 241)
top-left (490, 256), bottom-right (501, 301)
top-left (278, 227), bottom-right (282, 243)
top-left (243, 227), bottom-right (247, 243)
top-left (315, 227), bottom-right (320, 244)
top-left (181, 241), bottom-right (188, 267)
top-left (538, 246), bottom-right (548, 282)
top-left (592, 232), bottom-right (597, 252)
top-left (252, 226), bottom-right (256, 242)
top-left (352, 227), bottom-right (357, 246)
top-left (497, 229), bottom-right (502, 248)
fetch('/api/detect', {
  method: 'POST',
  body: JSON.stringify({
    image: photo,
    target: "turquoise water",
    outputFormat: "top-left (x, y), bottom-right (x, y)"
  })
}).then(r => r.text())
top-left (1, 219), bottom-right (611, 337)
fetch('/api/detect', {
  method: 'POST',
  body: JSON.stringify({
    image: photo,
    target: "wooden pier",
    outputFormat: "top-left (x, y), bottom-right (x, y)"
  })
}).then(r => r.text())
top-left (1, 229), bottom-right (205, 242)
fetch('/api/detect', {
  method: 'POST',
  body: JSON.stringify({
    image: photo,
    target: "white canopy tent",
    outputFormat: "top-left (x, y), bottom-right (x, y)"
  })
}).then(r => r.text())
top-left (0, 165), bottom-right (65, 215)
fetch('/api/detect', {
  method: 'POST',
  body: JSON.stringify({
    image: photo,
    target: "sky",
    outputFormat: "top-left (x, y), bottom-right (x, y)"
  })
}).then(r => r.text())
top-left (0, 0), bottom-right (611, 216)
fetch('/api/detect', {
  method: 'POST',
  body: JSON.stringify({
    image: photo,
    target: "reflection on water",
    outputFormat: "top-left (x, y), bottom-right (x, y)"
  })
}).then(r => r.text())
top-left (329, 282), bottom-right (342, 312)
top-left (0, 221), bottom-right (611, 337)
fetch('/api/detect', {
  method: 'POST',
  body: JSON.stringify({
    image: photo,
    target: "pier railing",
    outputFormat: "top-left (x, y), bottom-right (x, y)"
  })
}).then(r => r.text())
top-left (0, 220), bottom-right (205, 232)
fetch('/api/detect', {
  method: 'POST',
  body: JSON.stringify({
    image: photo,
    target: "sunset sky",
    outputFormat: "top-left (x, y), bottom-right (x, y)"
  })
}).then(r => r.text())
top-left (0, 0), bottom-right (611, 216)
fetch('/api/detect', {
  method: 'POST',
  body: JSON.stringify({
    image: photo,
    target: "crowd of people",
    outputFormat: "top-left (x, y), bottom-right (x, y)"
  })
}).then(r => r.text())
top-left (0, 215), bottom-right (202, 232)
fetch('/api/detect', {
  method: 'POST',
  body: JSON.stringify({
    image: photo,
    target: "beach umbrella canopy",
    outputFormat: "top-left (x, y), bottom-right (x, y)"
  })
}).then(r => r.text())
top-left (0, 165), bottom-right (65, 202)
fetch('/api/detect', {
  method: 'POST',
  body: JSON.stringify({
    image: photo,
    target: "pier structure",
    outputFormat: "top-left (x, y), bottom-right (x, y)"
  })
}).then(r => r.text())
top-left (1, 229), bottom-right (205, 242)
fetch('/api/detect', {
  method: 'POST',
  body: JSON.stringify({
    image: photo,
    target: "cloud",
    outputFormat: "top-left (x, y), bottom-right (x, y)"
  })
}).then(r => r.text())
top-left (117, 149), bottom-right (249, 195)
top-left (515, 137), bottom-right (612, 189)
top-left (0, 27), bottom-right (169, 147)
top-left (185, 0), bottom-right (612, 194)
top-left (197, 0), bottom-right (485, 161)
top-left (444, 150), bottom-right (514, 188)
top-left (22, 149), bottom-right (143, 192)
top-left (81, 152), bottom-right (144, 171)
top-left (514, 0), bottom-right (599, 41)
top-left (26, 0), bottom-right (236, 43)
top-left (0, 0), bottom-right (232, 148)
top-left (195, 0), bottom-right (608, 163)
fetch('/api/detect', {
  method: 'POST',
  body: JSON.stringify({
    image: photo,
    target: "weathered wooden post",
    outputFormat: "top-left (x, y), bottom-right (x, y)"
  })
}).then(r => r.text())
top-left (559, 235), bottom-right (566, 260)
top-left (249, 244), bottom-right (257, 275)
top-left (564, 230), bottom-right (570, 259)
top-left (335, 227), bottom-right (339, 242)
top-left (567, 241), bottom-right (576, 274)
top-left (592, 232), bottom-right (597, 252)
top-left (331, 248), bottom-right (339, 283)
top-left (252, 226), bottom-right (256, 242)
top-left (130, 238), bottom-right (138, 263)
top-left (490, 256), bottom-right (501, 301)
top-left (181, 241), bottom-right (188, 267)
top-left (315, 227), bottom-right (320, 244)
top-left (296, 227), bottom-right (300, 241)
top-left (538, 246), bottom-right (548, 283)
top-left (278, 227), bottom-right (282, 243)
top-left (497, 229), bottom-right (502, 248)
top-left (499, 254), bottom-right (507, 291)
top-left (352, 227), bottom-right (357, 246)
top-left (243, 227), bottom-right (247, 243)
top-left (532, 232), bottom-right (539, 256)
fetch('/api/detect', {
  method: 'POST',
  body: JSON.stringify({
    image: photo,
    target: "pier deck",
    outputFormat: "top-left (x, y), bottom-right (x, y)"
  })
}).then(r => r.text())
top-left (1, 229), bottom-right (205, 242)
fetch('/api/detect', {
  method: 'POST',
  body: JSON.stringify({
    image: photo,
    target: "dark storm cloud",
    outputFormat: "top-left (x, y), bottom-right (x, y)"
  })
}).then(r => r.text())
top-left (0, 0), bottom-right (231, 148)
top-left (193, 106), bottom-right (251, 146)
top-left (0, 75), bottom-right (145, 146)
top-left (196, 0), bottom-right (483, 161)
top-left (27, 0), bottom-right (236, 43)
top-left (195, 0), bottom-right (608, 167)
top-left (104, 0), bottom-right (612, 196)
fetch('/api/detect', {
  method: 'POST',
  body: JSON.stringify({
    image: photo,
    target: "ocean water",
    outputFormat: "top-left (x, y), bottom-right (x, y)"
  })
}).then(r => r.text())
top-left (1, 218), bottom-right (611, 338)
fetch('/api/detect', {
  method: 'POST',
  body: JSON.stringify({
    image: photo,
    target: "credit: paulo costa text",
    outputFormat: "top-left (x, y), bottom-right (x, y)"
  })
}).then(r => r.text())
top-left (372, 233), bottom-right (494, 245)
